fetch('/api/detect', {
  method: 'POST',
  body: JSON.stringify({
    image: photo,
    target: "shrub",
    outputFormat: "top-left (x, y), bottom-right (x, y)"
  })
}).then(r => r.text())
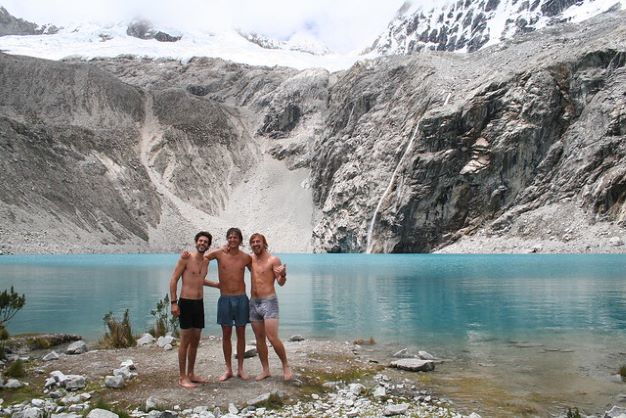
top-left (0, 287), bottom-right (26, 339)
top-left (101, 309), bottom-right (136, 348)
top-left (150, 294), bottom-right (179, 338)
top-left (4, 359), bottom-right (26, 378)
top-left (353, 337), bottom-right (376, 345)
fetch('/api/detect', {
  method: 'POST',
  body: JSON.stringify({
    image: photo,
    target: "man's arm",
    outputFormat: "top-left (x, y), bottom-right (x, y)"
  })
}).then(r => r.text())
top-left (169, 257), bottom-right (187, 317)
top-left (272, 256), bottom-right (287, 286)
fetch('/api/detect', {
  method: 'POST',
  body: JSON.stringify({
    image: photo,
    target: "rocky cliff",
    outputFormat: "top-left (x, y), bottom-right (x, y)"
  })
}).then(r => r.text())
top-left (0, 10), bottom-right (625, 253)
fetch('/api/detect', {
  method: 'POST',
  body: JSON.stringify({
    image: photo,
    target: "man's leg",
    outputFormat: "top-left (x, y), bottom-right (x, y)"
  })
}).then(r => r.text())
top-left (251, 320), bottom-right (270, 380)
top-left (178, 329), bottom-right (197, 388)
top-left (235, 325), bottom-right (249, 380)
top-left (187, 328), bottom-right (208, 383)
top-left (264, 318), bottom-right (293, 380)
top-left (219, 325), bottom-right (234, 381)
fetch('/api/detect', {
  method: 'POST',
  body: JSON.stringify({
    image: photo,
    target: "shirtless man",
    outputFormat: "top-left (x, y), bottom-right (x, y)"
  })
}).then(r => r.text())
top-left (204, 227), bottom-right (252, 381)
top-left (248, 233), bottom-right (293, 381)
top-left (169, 231), bottom-right (219, 388)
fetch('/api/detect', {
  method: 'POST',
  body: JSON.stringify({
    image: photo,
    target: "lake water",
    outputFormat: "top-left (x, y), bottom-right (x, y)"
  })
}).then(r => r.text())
top-left (1, 253), bottom-right (625, 414)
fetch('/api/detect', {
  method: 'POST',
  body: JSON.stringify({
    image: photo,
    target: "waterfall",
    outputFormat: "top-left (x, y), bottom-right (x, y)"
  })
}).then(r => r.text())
top-left (365, 126), bottom-right (419, 253)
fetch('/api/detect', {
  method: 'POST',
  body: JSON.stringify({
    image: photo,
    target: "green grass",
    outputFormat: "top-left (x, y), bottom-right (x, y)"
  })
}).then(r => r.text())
top-left (4, 359), bottom-right (26, 378)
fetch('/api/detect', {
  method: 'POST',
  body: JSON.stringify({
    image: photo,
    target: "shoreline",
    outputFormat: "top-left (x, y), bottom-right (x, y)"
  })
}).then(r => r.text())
top-left (2, 332), bottom-right (625, 417)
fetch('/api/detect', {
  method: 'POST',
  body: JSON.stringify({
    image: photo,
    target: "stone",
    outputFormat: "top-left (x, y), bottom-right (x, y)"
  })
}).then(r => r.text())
top-left (243, 345), bottom-right (257, 358)
top-left (86, 409), bottom-right (119, 418)
top-left (51, 414), bottom-right (82, 418)
top-left (120, 359), bottom-right (136, 370)
top-left (4, 378), bottom-right (24, 388)
top-left (609, 237), bottom-right (624, 247)
top-left (605, 406), bottom-right (626, 418)
top-left (289, 335), bottom-right (305, 342)
top-left (64, 375), bottom-right (86, 391)
top-left (392, 348), bottom-right (409, 358)
top-left (349, 383), bottom-right (366, 395)
top-left (65, 341), bottom-right (88, 355)
top-left (468, 413), bottom-right (482, 418)
top-left (42, 351), bottom-right (60, 361)
top-left (137, 334), bottom-right (156, 346)
top-left (417, 350), bottom-right (435, 360)
top-left (13, 407), bottom-right (44, 418)
top-left (373, 386), bottom-right (387, 399)
top-left (390, 358), bottom-right (435, 372)
top-left (228, 403), bottom-right (238, 414)
top-left (156, 335), bottom-right (175, 348)
top-left (384, 403), bottom-right (409, 416)
top-left (113, 366), bottom-right (132, 380)
top-left (145, 396), bottom-right (159, 411)
top-left (163, 344), bottom-right (173, 351)
top-left (104, 375), bottom-right (125, 389)
top-left (247, 392), bottom-right (271, 406)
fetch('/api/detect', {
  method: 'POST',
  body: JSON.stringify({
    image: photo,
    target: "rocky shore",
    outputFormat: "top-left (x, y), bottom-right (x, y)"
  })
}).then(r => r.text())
top-left (2, 334), bottom-right (625, 417)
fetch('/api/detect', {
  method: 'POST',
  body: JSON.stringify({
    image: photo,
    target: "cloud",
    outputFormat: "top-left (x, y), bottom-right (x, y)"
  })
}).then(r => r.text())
top-left (0, 0), bottom-right (417, 53)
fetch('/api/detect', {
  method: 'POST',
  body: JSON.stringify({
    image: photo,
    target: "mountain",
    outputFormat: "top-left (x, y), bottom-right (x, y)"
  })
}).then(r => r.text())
top-left (0, 6), bottom-right (625, 254)
top-left (0, 9), bottom-right (346, 71)
top-left (367, 0), bottom-right (625, 54)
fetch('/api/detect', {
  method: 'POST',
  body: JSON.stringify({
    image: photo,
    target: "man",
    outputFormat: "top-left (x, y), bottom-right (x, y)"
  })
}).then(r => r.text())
top-left (203, 227), bottom-right (252, 381)
top-left (248, 233), bottom-right (293, 381)
top-left (169, 231), bottom-right (219, 388)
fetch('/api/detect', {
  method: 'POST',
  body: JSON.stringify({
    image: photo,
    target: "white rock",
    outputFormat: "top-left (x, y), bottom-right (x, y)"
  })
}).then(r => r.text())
top-left (65, 341), bottom-right (88, 355)
top-left (417, 351), bottom-right (435, 360)
top-left (156, 335), bottom-right (175, 348)
top-left (64, 375), bottom-right (86, 391)
top-left (137, 333), bottom-right (156, 346)
top-left (468, 413), bottom-right (482, 418)
top-left (349, 383), bottom-right (365, 395)
top-left (609, 237), bottom-right (624, 247)
top-left (120, 359), bottom-right (136, 370)
top-left (392, 348), bottom-right (409, 358)
top-left (145, 397), bottom-right (159, 411)
top-left (4, 378), bottom-right (24, 389)
top-left (373, 386), bottom-right (386, 399)
top-left (228, 403), bottom-right (238, 414)
top-left (390, 358), bottom-right (435, 372)
top-left (87, 409), bottom-right (119, 418)
top-left (113, 366), bottom-right (132, 380)
top-left (247, 392), bottom-right (271, 406)
top-left (13, 407), bottom-right (44, 418)
top-left (384, 403), bottom-right (409, 416)
top-left (605, 405), bottom-right (626, 418)
top-left (104, 375), bottom-right (125, 389)
top-left (42, 351), bottom-right (60, 361)
top-left (51, 414), bottom-right (82, 418)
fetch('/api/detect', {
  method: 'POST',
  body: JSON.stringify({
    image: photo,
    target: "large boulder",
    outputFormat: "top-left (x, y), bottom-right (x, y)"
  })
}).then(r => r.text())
top-left (389, 358), bottom-right (435, 372)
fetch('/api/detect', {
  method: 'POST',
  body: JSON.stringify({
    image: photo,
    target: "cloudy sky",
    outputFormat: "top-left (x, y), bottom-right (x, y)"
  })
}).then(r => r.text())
top-left (0, 0), bottom-right (427, 53)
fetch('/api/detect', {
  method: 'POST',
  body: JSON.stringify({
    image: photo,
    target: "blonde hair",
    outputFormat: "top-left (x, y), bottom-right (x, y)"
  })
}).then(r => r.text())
top-left (249, 233), bottom-right (268, 250)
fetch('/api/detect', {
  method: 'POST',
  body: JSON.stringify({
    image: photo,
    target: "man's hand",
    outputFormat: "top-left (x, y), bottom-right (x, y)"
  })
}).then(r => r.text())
top-left (222, 244), bottom-right (230, 254)
top-left (274, 263), bottom-right (287, 286)
top-left (181, 250), bottom-right (191, 259)
top-left (171, 302), bottom-right (180, 317)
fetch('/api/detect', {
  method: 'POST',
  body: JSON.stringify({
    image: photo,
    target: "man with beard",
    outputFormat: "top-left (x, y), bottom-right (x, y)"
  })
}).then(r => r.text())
top-left (169, 231), bottom-right (219, 388)
top-left (247, 233), bottom-right (292, 381)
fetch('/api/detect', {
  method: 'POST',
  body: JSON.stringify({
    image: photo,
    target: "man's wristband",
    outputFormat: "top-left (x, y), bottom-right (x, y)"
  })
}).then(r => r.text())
top-left (171, 300), bottom-right (177, 304)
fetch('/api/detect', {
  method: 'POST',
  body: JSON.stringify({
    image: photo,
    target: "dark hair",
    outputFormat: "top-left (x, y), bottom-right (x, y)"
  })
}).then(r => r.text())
top-left (226, 227), bottom-right (243, 241)
top-left (249, 233), bottom-right (268, 250)
top-left (195, 231), bottom-right (212, 245)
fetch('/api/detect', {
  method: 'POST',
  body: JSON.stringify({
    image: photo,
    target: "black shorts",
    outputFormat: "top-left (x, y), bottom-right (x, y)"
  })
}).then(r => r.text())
top-left (178, 298), bottom-right (205, 330)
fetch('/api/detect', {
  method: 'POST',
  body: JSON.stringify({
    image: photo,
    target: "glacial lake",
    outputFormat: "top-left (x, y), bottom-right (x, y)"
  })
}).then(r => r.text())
top-left (1, 253), bottom-right (626, 414)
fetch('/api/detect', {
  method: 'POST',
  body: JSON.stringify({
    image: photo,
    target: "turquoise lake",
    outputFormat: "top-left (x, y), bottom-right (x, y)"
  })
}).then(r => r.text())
top-left (1, 253), bottom-right (626, 413)
top-left (1, 253), bottom-right (624, 345)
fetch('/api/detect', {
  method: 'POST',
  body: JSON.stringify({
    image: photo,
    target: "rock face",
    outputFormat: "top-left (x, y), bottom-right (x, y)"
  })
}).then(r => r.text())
top-left (366, 0), bottom-right (624, 55)
top-left (0, 6), bottom-right (59, 37)
top-left (1, 10), bottom-right (626, 254)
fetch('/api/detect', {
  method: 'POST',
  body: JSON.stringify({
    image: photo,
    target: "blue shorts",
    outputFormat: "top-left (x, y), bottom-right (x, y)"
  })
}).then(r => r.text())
top-left (217, 294), bottom-right (250, 327)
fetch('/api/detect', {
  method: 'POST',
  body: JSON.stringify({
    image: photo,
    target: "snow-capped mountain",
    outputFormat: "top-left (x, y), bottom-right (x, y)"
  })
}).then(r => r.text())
top-left (367, 0), bottom-right (625, 54)
top-left (0, 7), bottom-right (350, 70)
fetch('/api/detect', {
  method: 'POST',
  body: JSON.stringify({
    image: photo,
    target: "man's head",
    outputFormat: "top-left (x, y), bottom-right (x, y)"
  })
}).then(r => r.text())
top-left (249, 233), bottom-right (268, 255)
top-left (194, 231), bottom-right (212, 253)
top-left (226, 227), bottom-right (243, 249)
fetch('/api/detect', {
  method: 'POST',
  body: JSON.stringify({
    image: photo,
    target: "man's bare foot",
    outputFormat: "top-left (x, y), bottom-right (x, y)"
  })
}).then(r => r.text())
top-left (219, 371), bottom-right (233, 382)
top-left (283, 367), bottom-right (294, 381)
top-left (255, 370), bottom-right (271, 381)
top-left (190, 374), bottom-right (209, 383)
top-left (237, 369), bottom-right (250, 380)
top-left (179, 377), bottom-right (198, 388)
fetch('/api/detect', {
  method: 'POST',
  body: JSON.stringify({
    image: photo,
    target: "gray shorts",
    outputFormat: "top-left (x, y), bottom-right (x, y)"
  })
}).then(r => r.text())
top-left (217, 294), bottom-right (250, 327)
top-left (249, 294), bottom-right (279, 322)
